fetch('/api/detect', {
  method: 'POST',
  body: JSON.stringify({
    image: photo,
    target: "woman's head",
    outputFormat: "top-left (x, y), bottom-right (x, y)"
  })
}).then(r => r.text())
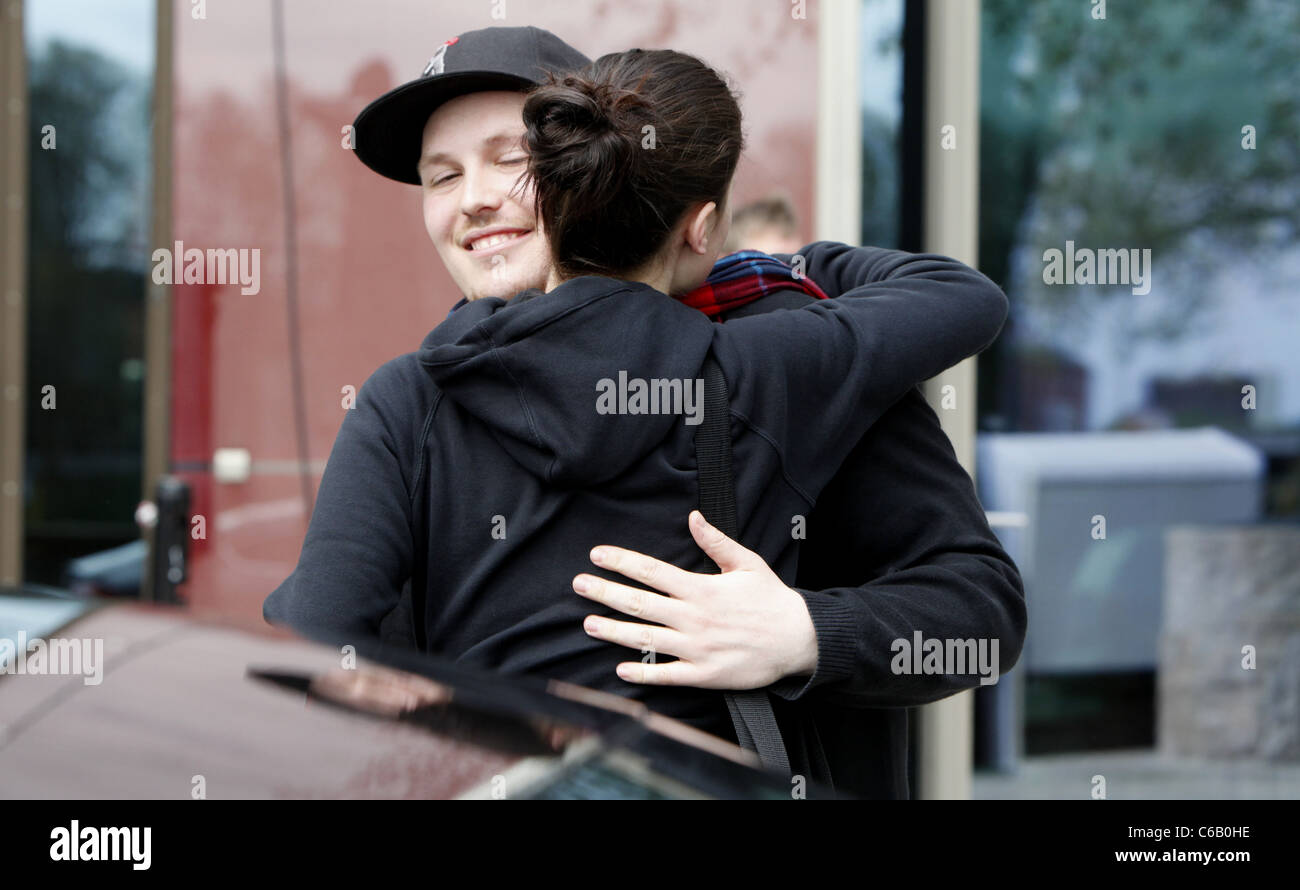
top-left (521, 49), bottom-right (744, 293)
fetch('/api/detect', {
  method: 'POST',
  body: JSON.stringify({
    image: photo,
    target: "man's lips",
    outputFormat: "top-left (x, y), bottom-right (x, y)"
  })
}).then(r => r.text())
top-left (462, 229), bottom-right (532, 255)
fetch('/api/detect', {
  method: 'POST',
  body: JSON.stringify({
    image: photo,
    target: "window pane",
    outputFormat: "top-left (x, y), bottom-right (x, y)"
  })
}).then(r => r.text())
top-left (860, 0), bottom-right (906, 247)
top-left (979, 0), bottom-right (1300, 446)
top-left (977, 0), bottom-right (1300, 763)
top-left (23, 0), bottom-right (155, 585)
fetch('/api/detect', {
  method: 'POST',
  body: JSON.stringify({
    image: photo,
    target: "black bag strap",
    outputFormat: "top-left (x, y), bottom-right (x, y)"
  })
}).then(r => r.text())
top-left (696, 352), bottom-right (792, 775)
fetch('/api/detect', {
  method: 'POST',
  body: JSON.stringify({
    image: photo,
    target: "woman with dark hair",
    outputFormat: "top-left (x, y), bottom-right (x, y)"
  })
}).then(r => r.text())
top-left (270, 48), bottom-right (1009, 756)
top-left (521, 49), bottom-right (746, 290)
top-left (401, 48), bottom-right (1007, 745)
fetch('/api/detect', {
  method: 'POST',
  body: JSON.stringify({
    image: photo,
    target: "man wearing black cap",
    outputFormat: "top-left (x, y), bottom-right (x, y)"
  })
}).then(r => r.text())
top-left (352, 26), bottom-right (589, 303)
top-left (268, 25), bottom-right (1026, 799)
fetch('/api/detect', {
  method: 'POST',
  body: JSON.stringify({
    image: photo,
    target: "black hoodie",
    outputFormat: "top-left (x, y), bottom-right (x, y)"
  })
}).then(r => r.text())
top-left (264, 241), bottom-right (1009, 747)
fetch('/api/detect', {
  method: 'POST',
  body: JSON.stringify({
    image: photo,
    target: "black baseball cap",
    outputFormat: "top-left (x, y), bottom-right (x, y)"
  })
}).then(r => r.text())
top-left (353, 26), bottom-right (591, 185)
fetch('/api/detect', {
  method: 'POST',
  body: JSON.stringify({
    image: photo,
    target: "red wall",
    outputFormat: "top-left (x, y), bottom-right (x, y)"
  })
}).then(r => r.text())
top-left (170, 0), bottom-right (821, 623)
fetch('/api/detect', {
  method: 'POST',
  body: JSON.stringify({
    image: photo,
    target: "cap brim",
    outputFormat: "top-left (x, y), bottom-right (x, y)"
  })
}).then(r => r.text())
top-left (353, 71), bottom-right (534, 185)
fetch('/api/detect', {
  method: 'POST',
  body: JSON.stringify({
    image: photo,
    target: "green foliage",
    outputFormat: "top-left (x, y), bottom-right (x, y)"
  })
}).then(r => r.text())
top-left (979, 0), bottom-right (1300, 324)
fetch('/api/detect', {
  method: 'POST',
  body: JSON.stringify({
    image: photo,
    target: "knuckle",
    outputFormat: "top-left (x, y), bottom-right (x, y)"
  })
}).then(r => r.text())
top-left (640, 558), bottom-right (660, 585)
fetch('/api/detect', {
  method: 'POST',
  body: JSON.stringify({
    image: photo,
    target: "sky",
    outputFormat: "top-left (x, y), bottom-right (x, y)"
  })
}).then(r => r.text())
top-left (25, 0), bottom-right (155, 76)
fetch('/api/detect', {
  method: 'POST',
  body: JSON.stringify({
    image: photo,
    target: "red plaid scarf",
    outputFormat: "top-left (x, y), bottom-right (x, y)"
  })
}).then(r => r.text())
top-left (678, 250), bottom-right (829, 317)
top-left (446, 251), bottom-right (827, 318)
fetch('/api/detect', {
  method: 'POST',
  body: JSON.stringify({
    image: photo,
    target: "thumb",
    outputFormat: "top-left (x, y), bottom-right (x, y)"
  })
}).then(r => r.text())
top-left (689, 509), bottom-right (760, 572)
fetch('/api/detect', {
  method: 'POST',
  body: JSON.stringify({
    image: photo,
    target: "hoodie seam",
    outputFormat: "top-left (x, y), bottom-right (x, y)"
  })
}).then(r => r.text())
top-left (408, 390), bottom-right (443, 509)
top-left (727, 407), bottom-right (817, 507)
top-left (480, 325), bottom-right (557, 481)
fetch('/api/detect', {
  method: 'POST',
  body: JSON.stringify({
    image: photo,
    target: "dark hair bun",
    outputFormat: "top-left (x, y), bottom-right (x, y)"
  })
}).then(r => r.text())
top-left (523, 76), bottom-right (648, 214)
top-left (522, 49), bottom-right (744, 279)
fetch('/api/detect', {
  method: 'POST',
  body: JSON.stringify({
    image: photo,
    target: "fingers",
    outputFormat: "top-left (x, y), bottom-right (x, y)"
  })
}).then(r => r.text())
top-left (614, 658), bottom-right (703, 687)
top-left (582, 614), bottom-right (691, 661)
top-left (584, 510), bottom-right (761, 596)
top-left (687, 509), bottom-right (761, 572)
top-left (573, 572), bottom-right (686, 626)
top-left (588, 543), bottom-right (699, 597)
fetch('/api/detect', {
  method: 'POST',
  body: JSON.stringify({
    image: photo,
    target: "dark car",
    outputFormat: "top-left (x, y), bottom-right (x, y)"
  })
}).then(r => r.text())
top-left (0, 587), bottom-right (834, 799)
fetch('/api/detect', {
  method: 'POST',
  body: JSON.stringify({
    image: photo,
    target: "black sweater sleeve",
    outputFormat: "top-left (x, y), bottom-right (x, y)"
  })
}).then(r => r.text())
top-left (748, 242), bottom-right (1026, 707)
top-left (714, 241), bottom-right (1009, 507)
top-left (261, 355), bottom-right (426, 641)
top-left (770, 384), bottom-right (1027, 707)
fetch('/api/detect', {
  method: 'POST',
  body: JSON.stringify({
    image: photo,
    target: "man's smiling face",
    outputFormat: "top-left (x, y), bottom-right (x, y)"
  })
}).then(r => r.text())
top-left (418, 90), bottom-right (552, 301)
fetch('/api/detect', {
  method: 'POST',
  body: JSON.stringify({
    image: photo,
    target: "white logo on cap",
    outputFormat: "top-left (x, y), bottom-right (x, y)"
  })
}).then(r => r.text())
top-left (422, 38), bottom-right (457, 77)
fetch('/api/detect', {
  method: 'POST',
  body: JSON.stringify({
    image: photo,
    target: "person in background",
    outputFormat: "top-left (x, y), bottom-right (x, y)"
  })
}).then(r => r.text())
top-left (723, 192), bottom-right (805, 255)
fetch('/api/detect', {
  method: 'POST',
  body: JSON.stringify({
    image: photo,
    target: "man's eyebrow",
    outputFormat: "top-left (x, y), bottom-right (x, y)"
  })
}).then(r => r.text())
top-left (418, 131), bottom-right (526, 170)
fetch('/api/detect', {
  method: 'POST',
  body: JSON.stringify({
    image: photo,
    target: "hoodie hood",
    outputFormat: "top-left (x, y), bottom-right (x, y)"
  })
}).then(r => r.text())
top-left (419, 277), bottom-right (717, 485)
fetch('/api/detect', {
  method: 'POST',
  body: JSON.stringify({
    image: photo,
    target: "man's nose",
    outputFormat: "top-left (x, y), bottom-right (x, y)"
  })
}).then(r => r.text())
top-left (460, 167), bottom-right (505, 218)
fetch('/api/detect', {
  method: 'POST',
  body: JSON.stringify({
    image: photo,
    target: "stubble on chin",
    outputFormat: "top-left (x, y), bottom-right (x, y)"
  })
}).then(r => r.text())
top-left (450, 243), bottom-right (550, 302)
top-left (464, 276), bottom-right (537, 302)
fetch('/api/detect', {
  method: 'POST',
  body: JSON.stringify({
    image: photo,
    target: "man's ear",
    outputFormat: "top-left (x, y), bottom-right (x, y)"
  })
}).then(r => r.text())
top-left (685, 201), bottom-right (718, 255)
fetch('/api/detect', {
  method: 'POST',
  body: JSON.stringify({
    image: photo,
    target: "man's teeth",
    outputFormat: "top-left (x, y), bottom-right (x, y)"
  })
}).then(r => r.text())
top-left (469, 232), bottom-right (523, 251)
